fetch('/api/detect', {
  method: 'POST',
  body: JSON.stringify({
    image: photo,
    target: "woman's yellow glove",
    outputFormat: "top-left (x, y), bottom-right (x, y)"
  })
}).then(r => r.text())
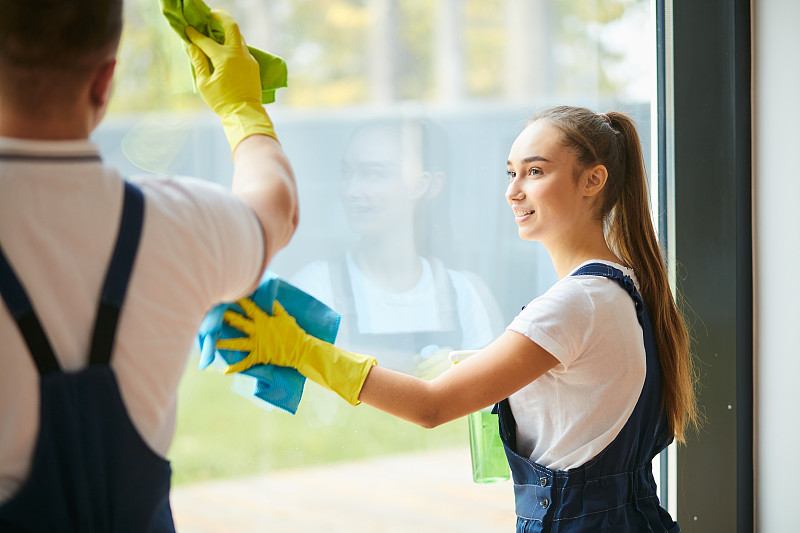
top-left (185, 10), bottom-right (276, 152)
top-left (218, 299), bottom-right (376, 406)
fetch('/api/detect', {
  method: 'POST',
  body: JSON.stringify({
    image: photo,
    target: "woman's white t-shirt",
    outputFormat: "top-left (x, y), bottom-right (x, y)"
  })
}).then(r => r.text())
top-left (506, 260), bottom-right (646, 471)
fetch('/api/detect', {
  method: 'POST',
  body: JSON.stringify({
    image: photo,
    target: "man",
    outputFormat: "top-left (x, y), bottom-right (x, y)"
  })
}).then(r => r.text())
top-left (0, 0), bottom-right (296, 530)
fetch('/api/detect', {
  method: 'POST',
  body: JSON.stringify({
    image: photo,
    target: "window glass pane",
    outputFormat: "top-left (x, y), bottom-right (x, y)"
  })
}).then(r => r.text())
top-left (96, 0), bottom-right (655, 528)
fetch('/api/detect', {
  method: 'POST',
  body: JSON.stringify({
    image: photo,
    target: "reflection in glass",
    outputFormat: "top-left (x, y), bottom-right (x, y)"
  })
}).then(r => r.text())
top-left (95, 1), bottom-right (657, 527)
top-left (292, 118), bottom-right (502, 377)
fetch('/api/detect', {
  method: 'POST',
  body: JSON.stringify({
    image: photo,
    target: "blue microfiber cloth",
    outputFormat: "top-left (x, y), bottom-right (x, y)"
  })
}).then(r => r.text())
top-left (197, 271), bottom-right (341, 414)
top-left (159, 0), bottom-right (288, 104)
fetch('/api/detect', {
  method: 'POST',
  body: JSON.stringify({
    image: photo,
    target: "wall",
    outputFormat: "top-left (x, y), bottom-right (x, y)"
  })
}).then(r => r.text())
top-left (753, 0), bottom-right (800, 530)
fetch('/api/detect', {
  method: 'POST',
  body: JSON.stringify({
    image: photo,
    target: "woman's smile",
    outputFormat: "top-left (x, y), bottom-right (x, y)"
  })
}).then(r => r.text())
top-left (512, 206), bottom-right (535, 223)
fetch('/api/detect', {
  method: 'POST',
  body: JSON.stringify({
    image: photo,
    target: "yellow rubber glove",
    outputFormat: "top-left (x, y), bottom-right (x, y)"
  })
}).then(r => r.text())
top-left (218, 299), bottom-right (376, 406)
top-left (184, 10), bottom-right (276, 153)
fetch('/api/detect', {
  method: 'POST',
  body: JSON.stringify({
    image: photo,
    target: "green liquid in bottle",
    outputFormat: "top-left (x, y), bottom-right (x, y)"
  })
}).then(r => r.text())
top-left (467, 409), bottom-right (510, 484)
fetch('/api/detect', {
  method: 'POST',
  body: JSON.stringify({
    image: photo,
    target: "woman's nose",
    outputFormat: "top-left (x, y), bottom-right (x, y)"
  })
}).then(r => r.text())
top-left (506, 180), bottom-right (524, 202)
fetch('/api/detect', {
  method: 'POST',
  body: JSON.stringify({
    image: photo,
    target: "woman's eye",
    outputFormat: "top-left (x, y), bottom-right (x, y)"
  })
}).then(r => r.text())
top-left (506, 170), bottom-right (515, 181)
top-left (528, 167), bottom-right (542, 176)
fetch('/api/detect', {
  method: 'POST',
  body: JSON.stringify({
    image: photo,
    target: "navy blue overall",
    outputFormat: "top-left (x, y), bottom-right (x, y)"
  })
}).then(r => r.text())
top-left (0, 183), bottom-right (176, 532)
top-left (495, 263), bottom-right (679, 532)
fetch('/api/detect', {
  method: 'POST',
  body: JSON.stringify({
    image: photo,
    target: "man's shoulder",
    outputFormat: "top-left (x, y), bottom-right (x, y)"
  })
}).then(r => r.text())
top-left (128, 174), bottom-right (227, 197)
top-left (129, 174), bottom-right (245, 215)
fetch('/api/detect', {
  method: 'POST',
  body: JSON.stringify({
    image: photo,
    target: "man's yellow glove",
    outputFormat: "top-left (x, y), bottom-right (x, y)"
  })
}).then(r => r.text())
top-left (218, 299), bottom-right (376, 406)
top-left (185, 10), bottom-right (275, 153)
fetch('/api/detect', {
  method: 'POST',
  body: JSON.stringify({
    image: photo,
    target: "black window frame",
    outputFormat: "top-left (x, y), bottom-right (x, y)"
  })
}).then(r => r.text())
top-left (662, 0), bottom-right (753, 531)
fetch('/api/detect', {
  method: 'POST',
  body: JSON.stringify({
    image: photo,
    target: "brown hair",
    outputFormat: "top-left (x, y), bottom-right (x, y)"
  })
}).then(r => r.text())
top-left (0, 0), bottom-right (123, 113)
top-left (532, 105), bottom-right (698, 442)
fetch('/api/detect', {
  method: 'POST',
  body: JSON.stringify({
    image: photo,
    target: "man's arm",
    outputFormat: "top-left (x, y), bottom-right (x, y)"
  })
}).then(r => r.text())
top-left (231, 135), bottom-right (298, 269)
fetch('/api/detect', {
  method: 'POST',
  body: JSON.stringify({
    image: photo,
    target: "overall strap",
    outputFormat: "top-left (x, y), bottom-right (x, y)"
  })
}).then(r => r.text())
top-left (427, 257), bottom-right (461, 336)
top-left (0, 182), bottom-right (145, 373)
top-left (0, 245), bottom-right (60, 375)
top-left (89, 182), bottom-right (145, 366)
top-left (330, 256), bottom-right (356, 328)
top-left (571, 262), bottom-right (646, 324)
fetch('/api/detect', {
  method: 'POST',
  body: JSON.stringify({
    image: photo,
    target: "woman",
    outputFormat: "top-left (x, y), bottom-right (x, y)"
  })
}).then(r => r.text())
top-left (221, 106), bottom-right (698, 532)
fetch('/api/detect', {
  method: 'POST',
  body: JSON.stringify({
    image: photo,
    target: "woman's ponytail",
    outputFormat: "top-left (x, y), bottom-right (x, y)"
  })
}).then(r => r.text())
top-left (532, 106), bottom-right (699, 442)
top-left (606, 112), bottom-right (699, 442)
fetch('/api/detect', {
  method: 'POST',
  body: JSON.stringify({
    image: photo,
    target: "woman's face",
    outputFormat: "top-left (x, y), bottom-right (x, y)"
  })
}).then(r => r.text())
top-left (505, 120), bottom-right (587, 245)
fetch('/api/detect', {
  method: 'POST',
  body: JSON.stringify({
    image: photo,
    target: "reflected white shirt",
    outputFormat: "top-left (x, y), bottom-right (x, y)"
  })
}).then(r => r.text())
top-left (291, 253), bottom-right (495, 350)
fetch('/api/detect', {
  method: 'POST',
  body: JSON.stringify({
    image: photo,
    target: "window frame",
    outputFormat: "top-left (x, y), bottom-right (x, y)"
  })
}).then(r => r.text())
top-left (665, 0), bottom-right (753, 530)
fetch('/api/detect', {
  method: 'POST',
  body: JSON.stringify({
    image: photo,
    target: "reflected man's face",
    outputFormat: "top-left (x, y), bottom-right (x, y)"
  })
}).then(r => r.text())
top-left (340, 126), bottom-right (423, 236)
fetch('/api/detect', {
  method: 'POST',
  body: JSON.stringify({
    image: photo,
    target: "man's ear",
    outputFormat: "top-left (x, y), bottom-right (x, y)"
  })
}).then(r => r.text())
top-left (89, 59), bottom-right (117, 109)
top-left (583, 164), bottom-right (608, 198)
top-left (408, 170), bottom-right (432, 200)
top-left (419, 170), bottom-right (446, 200)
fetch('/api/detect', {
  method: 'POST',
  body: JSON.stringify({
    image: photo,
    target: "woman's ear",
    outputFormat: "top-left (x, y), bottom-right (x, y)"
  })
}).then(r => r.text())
top-left (583, 164), bottom-right (608, 198)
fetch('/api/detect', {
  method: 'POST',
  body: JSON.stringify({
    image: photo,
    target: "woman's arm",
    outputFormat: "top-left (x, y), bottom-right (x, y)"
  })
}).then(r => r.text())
top-left (358, 330), bottom-right (558, 428)
top-left (220, 301), bottom-right (558, 423)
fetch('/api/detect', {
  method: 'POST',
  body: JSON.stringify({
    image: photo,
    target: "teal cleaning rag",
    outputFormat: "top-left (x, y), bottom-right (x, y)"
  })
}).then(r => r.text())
top-left (197, 271), bottom-right (341, 414)
top-left (160, 0), bottom-right (288, 104)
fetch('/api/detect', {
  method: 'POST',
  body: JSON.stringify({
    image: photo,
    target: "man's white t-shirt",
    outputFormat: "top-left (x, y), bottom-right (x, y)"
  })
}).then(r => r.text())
top-left (0, 138), bottom-right (264, 502)
top-left (506, 260), bottom-right (646, 472)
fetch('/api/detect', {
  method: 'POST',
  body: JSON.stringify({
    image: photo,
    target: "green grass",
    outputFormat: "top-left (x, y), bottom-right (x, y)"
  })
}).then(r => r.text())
top-left (168, 353), bottom-right (467, 486)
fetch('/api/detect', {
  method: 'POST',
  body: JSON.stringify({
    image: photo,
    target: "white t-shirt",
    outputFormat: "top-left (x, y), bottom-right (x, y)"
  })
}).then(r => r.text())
top-left (506, 260), bottom-right (646, 471)
top-left (0, 137), bottom-right (264, 502)
top-left (292, 253), bottom-right (496, 351)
